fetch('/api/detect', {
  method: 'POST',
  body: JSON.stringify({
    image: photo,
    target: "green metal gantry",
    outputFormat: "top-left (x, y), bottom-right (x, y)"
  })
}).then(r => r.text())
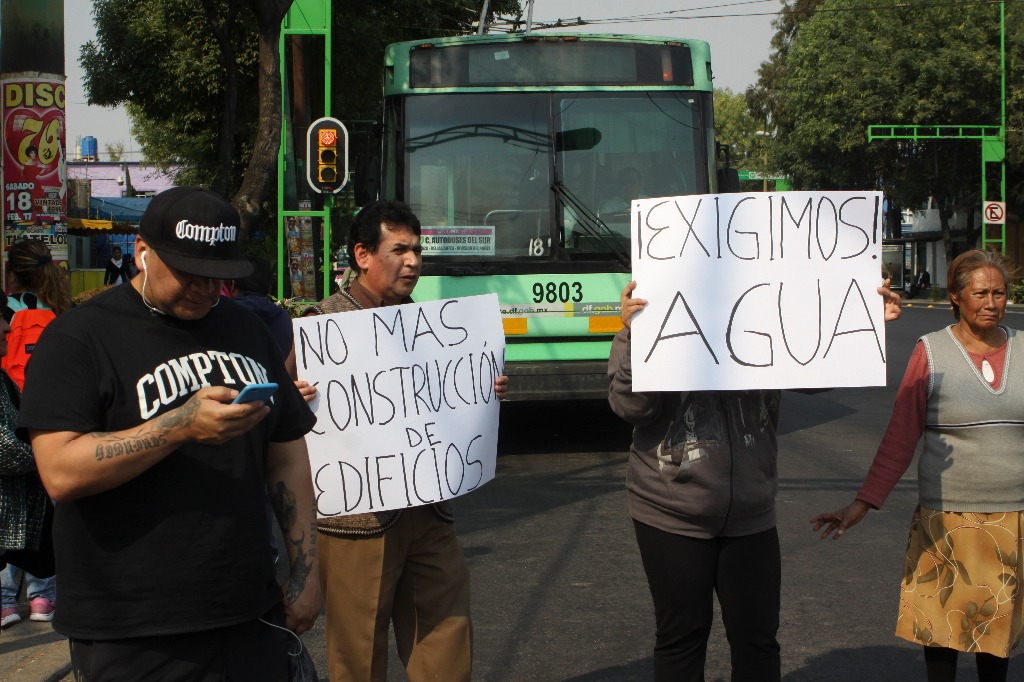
top-left (276, 0), bottom-right (333, 300)
top-left (867, 0), bottom-right (1007, 253)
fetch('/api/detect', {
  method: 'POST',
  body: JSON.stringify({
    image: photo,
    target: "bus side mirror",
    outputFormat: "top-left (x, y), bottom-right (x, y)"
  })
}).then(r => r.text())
top-left (354, 155), bottom-right (380, 206)
top-left (555, 127), bottom-right (602, 152)
top-left (718, 168), bottom-right (740, 193)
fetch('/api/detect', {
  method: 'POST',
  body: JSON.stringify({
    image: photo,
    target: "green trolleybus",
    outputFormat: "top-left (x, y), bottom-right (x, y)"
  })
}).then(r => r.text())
top-left (367, 33), bottom-right (728, 399)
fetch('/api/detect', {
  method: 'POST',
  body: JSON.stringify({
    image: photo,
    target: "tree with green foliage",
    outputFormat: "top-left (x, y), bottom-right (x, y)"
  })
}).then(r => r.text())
top-left (714, 87), bottom-right (778, 189)
top-left (104, 141), bottom-right (125, 162)
top-left (748, 0), bottom-right (1021, 257)
top-left (80, 0), bottom-right (520, 238)
top-left (714, 88), bottom-right (761, 166)
top-left (746, 0), bottom-right (821, 140)
top-left (81, 0), bottom-right (264, 231)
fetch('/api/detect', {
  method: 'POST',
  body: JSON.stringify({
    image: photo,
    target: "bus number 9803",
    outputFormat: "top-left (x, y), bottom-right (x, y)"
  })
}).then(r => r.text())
top-left (533, 281), bottom-right (584, 303)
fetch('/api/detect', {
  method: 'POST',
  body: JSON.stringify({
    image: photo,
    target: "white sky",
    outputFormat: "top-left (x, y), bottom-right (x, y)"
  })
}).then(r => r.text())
top-left (63, 0), bottom-right (780, 162)
top-left (64, 2), bottom-right (137, 159)
top-left (526, 0), bottom-right (778, 92)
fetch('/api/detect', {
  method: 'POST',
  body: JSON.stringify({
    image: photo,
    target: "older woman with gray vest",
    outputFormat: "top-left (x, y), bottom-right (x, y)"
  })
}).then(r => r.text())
top-left (812, 249), bottom-right (1023, 682)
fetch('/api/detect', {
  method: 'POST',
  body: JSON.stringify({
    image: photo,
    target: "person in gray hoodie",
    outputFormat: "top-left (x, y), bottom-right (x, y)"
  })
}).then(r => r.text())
top-left (609, 279), bottom-right (901, 682)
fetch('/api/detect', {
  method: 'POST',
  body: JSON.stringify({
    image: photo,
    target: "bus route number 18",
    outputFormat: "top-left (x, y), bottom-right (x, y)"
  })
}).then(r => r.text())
top-left (533, 281), bottom-right (583, 303)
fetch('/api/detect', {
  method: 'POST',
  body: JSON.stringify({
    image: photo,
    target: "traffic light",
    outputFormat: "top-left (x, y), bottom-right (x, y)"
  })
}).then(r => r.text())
top-left (306, 117), bottom-right (348, 194)
top-left (318, 129), bottom-right (337, 184)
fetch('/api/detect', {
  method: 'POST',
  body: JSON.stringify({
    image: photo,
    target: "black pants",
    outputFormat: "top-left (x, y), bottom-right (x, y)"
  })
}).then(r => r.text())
top-left (633, 521), bottom-right (782, 682)
top-left (923, 646), bottom-right (1009, 682)
top-left (68, 605), bottom-right (290, 682)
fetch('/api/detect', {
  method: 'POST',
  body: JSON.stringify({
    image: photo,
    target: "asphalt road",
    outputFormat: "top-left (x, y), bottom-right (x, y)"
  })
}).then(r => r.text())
top-left (295, 303), bottom-right (1024, 681)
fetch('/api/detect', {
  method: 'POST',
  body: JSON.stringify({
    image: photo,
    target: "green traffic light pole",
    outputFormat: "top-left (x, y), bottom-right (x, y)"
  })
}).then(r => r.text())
top-left (867, 0), bottom-right (1006, 253)
top-left (277, 0), bottom-right (334, 301)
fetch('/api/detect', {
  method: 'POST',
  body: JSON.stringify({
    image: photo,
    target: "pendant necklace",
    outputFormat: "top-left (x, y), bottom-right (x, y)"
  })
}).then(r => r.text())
top-left (982, 358), bottom-right (995, 383)
top-left (980, 327), bottom-right (1006, 384)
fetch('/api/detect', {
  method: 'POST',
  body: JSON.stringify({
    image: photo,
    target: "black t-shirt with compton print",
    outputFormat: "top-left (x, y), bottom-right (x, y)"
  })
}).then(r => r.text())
top-left (18, 283), bottom-right (315, 640)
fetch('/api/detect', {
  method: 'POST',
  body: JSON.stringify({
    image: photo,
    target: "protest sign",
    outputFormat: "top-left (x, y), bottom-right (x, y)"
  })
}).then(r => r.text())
top-left (630, 191), bottom-right (886, 391)
top-left (294, 294), bottom-right (505, 517)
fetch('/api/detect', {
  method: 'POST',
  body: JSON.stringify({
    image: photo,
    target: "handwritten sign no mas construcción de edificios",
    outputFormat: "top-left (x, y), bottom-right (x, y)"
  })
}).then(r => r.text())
top-left (294, 294), bottom-right (506, 517)
top-left (630, 191), bottom-right (888, 392)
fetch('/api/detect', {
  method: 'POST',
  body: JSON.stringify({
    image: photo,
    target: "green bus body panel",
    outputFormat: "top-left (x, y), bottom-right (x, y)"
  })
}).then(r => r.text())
top-left (414, 272), bottom-right (631, 362)
top-left (504, 340), bottom-right (614, 363)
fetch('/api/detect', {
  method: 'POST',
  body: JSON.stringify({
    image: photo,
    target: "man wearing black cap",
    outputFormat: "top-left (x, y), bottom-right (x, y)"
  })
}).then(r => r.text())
top-left (17, 187), bottom-right (321, 680)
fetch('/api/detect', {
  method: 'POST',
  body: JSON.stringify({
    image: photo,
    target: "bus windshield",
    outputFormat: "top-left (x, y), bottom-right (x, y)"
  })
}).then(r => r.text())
top-left (400, 91), bottom-right (709, 263)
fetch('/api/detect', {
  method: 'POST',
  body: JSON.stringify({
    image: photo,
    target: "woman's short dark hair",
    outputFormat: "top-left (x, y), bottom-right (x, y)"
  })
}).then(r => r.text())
top-left (947, 249), bottom-right (1016, 320)
top-left (346, 201), bottom-right (420, 271)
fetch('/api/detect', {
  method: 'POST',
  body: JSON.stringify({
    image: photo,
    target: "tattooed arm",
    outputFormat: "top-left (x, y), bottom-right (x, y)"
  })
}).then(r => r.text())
top-left (29, 386), bottom-right (270, 503)
top-left (266, 438), bottom-right (322, 634)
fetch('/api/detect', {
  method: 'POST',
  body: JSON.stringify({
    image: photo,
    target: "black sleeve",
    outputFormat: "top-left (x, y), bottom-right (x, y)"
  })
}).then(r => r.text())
top-left (18, 326), bottom-right (104, 435)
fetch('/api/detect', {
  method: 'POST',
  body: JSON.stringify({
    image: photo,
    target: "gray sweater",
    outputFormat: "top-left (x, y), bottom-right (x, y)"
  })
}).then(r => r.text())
top-left (608, 328), bottom-right (781, 538)
top-left (919, 326), bottom-right (1024, 512)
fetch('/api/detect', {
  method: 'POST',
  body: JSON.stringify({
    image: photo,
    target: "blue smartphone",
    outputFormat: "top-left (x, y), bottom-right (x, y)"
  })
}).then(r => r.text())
top-left (231, 382), bottom-right (278, 404)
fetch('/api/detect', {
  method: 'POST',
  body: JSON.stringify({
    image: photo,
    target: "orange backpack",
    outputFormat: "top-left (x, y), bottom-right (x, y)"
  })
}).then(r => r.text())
top-left (2, 305), bottom-right (56, 390)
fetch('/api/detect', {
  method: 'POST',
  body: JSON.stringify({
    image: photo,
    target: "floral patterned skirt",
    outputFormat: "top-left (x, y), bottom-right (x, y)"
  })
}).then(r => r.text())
top-left (896, 506), bottom-right (1024, 657)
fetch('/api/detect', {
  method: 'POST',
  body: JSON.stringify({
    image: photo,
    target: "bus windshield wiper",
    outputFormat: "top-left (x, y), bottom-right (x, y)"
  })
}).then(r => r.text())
top-left (552, 181), bottom-right (631, 270)
top-left (406, 124), bottom-right (550, 153)
top-left (406, 125), bottom-right (601, 154)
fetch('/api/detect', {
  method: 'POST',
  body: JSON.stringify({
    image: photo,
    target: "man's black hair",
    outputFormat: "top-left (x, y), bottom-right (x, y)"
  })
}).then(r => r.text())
top-left (346, 200), bottom-right (421, 271)
top-left (233, 256), bottom-right (273, 295)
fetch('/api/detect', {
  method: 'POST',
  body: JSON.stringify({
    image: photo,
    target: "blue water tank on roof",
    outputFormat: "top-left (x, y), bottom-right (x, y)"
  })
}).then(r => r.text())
top-left (82, 136), bottom-right (98, 161)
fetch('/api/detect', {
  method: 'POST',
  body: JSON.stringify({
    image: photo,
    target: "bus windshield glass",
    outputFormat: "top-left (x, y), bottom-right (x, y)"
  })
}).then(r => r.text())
top-left (557, 92), bottom-right (706, 257)
top-left (401, 91), bottom-right (708, 262)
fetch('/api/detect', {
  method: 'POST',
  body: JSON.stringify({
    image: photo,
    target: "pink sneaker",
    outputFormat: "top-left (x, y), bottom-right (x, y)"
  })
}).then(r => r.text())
top-left (1, 606), bottom-right (20, 628)
top-left (29, 597), bottom-right (54, 622)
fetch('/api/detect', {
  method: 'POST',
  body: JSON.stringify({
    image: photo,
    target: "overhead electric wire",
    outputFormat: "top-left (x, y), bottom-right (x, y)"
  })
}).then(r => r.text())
top-left (516, 0), bottom-right (1020, 31)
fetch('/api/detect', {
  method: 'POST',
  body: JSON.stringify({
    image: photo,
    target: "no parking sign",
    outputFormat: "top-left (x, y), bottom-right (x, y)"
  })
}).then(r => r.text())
top-left (983, 201), bottom-right (1006, 224)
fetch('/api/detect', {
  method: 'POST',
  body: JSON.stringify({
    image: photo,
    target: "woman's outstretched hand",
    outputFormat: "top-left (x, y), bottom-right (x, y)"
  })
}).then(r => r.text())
top-left (810, 499), bottom-right (872, 540)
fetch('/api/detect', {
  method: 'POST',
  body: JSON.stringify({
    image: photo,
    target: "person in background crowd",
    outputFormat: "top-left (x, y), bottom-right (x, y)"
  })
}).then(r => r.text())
top-left (226, 255), bottom-right (302, 383)
top-left (19, 187), bottom-right (320, 680)
top-left (0, 557), bottom-right (53, 628)
top-left (0, 238), bottom-right (70, 625)
top-left (226, 255), bottom-right (314, 567)
top-left (908, 267), bottom-right (932, 298)
top-left (308, 200), bottom-right (508, 682)
top-left (0, 299), bottom-right (54, 636)
top-left (609, 277), bottom-right (902, 682)
top-left (103, 246), bottom-right (133, 285)
top-left (812, 250), bottom-right (1022, 682)
top-left (5, 239), bottom-right (71, 318)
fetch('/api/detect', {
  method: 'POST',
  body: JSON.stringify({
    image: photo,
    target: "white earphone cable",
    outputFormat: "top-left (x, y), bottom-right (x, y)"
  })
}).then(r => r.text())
top-left (257, 617), bottom-right (304, 656)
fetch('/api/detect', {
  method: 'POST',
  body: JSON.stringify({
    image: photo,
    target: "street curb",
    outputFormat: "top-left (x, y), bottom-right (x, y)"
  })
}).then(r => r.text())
top-left (903, 301), bottom-right (950, 309)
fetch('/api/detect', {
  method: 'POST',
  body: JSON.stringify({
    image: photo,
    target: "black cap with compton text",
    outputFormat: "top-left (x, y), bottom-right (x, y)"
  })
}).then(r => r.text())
top-left (138, 186), bottom-right (253, 279)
